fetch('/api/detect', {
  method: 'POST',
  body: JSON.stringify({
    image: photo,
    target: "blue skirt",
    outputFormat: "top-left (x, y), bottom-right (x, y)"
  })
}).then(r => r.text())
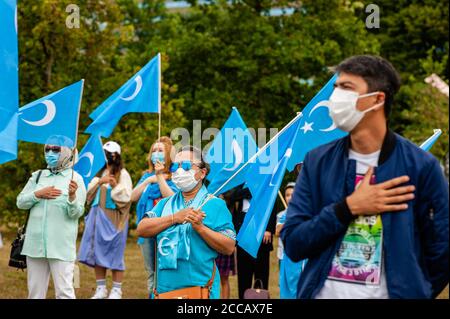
top-left (78, 206), bottom-right (128, 271)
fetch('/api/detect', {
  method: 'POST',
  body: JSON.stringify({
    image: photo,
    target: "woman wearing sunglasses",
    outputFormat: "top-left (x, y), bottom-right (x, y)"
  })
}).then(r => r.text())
top-left (16, 135), bottom-right (87, 299)
top-left (78, 141), bottom-right (133, 299)
top-left (137, 146), bottom-right (236, 299)
top-left (131, 136), bottom-right (178, 297)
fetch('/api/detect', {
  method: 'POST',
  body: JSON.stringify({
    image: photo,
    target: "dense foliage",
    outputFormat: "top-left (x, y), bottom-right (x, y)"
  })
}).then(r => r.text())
top-left (0, 0), bottom-right (448, 228)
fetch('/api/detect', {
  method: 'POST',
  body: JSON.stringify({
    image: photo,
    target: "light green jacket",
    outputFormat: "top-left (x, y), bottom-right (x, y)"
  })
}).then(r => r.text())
top-left (16, 168), bottom-right (87, 262)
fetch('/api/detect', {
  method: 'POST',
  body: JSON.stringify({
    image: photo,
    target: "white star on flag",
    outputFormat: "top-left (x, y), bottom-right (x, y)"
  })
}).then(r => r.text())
top-left (300, 121), bottom-right (314, 133)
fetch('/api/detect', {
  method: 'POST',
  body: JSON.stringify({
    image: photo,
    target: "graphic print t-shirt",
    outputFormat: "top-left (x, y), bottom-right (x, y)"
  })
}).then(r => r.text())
top-left (315, 149), bottom-right (389, 299)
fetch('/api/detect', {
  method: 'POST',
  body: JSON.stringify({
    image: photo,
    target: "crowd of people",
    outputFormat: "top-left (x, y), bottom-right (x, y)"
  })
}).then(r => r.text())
top-left (13, 55), bottom-right (449, 299)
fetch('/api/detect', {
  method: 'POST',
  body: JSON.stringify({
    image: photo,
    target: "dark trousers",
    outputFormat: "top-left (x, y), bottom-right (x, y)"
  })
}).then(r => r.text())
top-left (236, 244), bottom-right (271, 299)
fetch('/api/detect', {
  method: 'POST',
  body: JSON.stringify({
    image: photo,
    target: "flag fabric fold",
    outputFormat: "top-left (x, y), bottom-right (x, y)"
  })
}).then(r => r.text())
top-left (74, 135), bottom-right (106, 187)
top-left (0, 0), bottom-right (19, 165)
top-left (85, 54), bottom-right (161, 137)
top-left (287, 74), bottom-right (347, 171)
top-left (17, 80), bottom-right (84, 148)
top-left (236, 118), bottom-right (302, 258)
top-left (205, 107), bottom-right (258, 195)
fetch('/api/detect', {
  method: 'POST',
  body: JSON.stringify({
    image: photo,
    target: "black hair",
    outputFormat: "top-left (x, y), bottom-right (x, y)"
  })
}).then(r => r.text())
top-left (97, 151), bottom-right (123, 181)
top-left (334, 55), bottom-right (401, 117)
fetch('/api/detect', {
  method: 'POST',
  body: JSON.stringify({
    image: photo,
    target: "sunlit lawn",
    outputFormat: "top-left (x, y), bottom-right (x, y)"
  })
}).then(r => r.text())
top-left (0, 230), bottom-right (280, 299)
top-left (0, 230), bottom-right (447, 299)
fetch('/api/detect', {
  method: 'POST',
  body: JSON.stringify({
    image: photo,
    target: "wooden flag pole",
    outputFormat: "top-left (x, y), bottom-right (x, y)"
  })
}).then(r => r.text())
top-left (71, 79), bottom-right (85, 181)
top-left (70, 80), bottom-right (84, 289)
top-left (278, 190), bottom-right (288, 209)
top-left (158, 109), bottom-right (161, 141)
top-left (158, 53), bottom-right (162, 141)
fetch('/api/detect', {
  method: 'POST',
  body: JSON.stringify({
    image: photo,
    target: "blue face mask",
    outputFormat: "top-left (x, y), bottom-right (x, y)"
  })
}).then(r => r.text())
top-left (45, 151), bottom-right (60, 168)
top-left (151, 152), bottom-right (165, 164)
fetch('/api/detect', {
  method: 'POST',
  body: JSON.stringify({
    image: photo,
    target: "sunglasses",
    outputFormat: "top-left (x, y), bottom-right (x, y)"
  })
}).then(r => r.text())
top-left (44, 146), bottom-right (61, 153)
top-left (170, 160), bottom-right (202, 173)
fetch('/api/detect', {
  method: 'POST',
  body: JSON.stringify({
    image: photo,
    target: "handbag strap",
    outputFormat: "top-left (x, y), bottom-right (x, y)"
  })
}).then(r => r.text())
top-left (153, 256), bottom-right (216, 296)
top-left (153, 238), bottom-right (158, 297)
top-left (23, 170), bottom-right (44, 233)
top-left (204, 261), bottom-right (216, 289)
top-left (253, 278), bottom-right (265, 289)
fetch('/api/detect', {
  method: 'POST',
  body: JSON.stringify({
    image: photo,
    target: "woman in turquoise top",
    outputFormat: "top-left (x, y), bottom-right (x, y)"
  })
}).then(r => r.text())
top-left (131, 136), bottom-right (178, 295)
top-left (137, 146), bottom-right (236, 299)
top-left (16, 136), bottom-right (86, 299)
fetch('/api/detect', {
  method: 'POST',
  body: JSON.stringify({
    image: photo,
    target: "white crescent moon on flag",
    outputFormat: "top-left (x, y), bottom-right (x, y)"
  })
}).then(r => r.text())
top-left (223, 139), bottom-right (243, 171)
top-left (120, 75), bottom-right (143, 101)
top-left (158, 237), bottom-right (170, 256)
top-left (268, 148), bottom-right (292, 187)
top-left (20, 100), bottom-right (56, 127)
top-left (308, 100), bottom-right (336, 132)
top-left (77, 152), bottom-right (94, 177)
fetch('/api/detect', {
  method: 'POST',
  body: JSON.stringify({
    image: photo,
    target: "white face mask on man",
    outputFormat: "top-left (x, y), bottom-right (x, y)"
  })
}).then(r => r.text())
top-left (328, 87), bottom-right (384, 132)
top-left (172, 168), bottom-right (199, 192)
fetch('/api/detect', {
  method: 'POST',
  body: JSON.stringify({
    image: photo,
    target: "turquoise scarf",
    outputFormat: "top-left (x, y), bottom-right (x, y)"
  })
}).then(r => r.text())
top-left (157, 185), bottom-right (210, 270)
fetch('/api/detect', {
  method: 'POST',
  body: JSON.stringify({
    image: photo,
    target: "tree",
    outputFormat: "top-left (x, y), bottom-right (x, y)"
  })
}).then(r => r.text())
top-left (1, 0), bottom-right (447, 229)
top-left (152, 0), bottom-right (379, 132)
top-left (0, 0), bottom-right (186, 228)
top-left (351, 0), bottom-right (449, 81)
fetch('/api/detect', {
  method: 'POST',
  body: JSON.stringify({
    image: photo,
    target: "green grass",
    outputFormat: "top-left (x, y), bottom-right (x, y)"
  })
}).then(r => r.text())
top-left (0, 230), bottom-right (280, 299)
top-left (0, 231), bottom-right (447, 299)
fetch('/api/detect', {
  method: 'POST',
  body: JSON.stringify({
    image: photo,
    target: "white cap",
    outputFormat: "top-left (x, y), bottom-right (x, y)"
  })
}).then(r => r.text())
top-left (286, 182), bottom-right (296, 189)
top-left (103, 141), bottom-right (121, 155)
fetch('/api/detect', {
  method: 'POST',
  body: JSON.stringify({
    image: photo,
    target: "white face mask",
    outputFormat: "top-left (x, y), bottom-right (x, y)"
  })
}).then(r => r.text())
top-left (329, 87), bottom-right (383, 132)
top-left (172, 168), bottom-right (199, 192)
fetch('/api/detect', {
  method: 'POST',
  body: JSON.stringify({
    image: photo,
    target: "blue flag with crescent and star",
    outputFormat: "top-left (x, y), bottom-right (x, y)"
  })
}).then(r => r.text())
top-left (74, 134), bottom-right (106, 187)
top-left (287, 74), bottom-right (348, 171)
top-left (85, 53), bottom-right (161, 138)
top-left (205, 107), bottom-right (258, 195)
top-left (286, 73), bottom-right (440, 170)
top-left (236, 118), bottom-right (302, 258)
top-left (17, 80), bottom-right (84, 148)
top-left (0, 0), bottom-right (19, 165)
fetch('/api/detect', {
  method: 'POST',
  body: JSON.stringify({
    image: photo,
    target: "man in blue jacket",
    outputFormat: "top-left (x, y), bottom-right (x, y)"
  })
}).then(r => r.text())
top-left (281, 55), bottom-right (449, 299)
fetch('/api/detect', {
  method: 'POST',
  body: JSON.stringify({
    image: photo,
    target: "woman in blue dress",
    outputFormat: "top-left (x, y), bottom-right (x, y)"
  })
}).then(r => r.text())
top-left (131, 136), bottom-right (178, 296)
top-left (137, 146), bottom-right (236, 299)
